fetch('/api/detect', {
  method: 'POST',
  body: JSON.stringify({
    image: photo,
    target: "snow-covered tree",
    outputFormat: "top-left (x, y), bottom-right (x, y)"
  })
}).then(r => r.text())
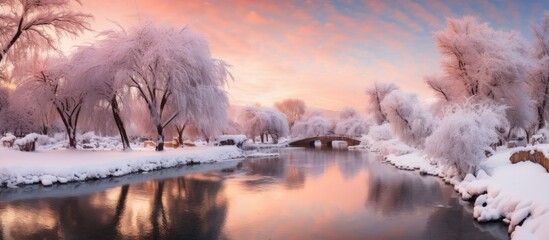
top-left (529, 11), bottom-right (549, 130)
top-left (69, 43), bottom-right (133, 150)
top-left (0, 103), bottom-right (37, 135)
top-left (366, 82), bottom-right (398, 125)
top-left (380, 90), bottom-right (435, 149)
top-left (433, 16), bottom-right (534, 137)
top-left (334, 108), bottom-right (370, 137)
top-left (109, 23), bottom-right (231, 151)
top-left (291, 110), bottom-right (332, 137)
top-left (0, 0), bottom-right (91, 82)
top-left (222, 119), bottom-right (242, 135)
top-left (425, 102), bottom-right (509, 176)
top-left (274, 98), bottom-right (306, 128)
top-left (238, 106), bottom-right (289, 144)
top-left (18, 57), bottom-right (86, 148)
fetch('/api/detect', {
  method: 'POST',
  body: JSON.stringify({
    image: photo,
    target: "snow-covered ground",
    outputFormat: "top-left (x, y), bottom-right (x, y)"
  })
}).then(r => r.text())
top-left (0, 146), bottom-right (245, 187)
top-left (369, 140), bottom-right (549, 240)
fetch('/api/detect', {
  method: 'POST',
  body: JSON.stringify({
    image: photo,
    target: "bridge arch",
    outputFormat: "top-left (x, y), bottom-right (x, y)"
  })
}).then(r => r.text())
top-left (289, 135), bottom-right (361, 148)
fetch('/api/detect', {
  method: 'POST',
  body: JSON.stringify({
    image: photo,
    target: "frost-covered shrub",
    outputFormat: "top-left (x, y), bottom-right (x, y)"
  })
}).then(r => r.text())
top-left (14, 133), bottom-right (40, 151)
top-left (381, 91), bottom-right (435, 149)
top-left (1, 133), bottom-right (16, 147)
top-left (425, 102), bottom-right (509, 176)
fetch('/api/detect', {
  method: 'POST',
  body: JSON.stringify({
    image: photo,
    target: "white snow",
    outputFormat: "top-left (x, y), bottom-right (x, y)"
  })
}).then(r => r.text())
top-left (0, 146), bottom-right (244, 187)
top-left (368, 140), bottom-right (549, 240)
top-left (217, 134), bottom-right (247, 144)
top-left (0, 133), bottom-right (16, 143)
top-left (13, 133), bottom-right (39, 146)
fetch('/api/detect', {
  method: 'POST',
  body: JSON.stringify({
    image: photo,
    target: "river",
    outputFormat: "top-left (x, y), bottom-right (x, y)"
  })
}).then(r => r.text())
top-left (0, 148), bottom-right (508, 240)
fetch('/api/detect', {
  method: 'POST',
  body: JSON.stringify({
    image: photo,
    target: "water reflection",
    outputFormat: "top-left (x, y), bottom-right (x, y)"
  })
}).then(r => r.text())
top-left (0, 149), bottom-right (507, 240)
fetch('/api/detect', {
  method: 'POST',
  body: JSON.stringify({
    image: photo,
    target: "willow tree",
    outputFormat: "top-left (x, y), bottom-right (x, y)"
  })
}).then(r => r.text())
top-left (18, 57), bottom-right (86, 148)
top-left (69, 39), bottom-right (134, 150)
top-left (365, 82), bottom-right (398, 125)
top-left (274, 98), bottom-right (306, 128)
top-left (0, 0), bottom-right (90, 82)
top-left (433, 16), bottom-right (534, 137)
top-left (111, 24), bottom-right (231, 151)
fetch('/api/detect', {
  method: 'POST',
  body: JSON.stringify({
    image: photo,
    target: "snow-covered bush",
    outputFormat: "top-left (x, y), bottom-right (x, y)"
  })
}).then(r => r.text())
top-left (381, 90), bottom-right (435, 149)
top-left (1, 133), bottom-right (16, 147)
top-left (14, 133), bottom-right (40, 151)
top-left (425, 102), bottom-right (509, 176)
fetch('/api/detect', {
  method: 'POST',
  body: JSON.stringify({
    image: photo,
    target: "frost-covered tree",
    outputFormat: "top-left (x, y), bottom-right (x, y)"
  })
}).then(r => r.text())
top-left (334, 108), bottom-right (370, 137)
top-left (222, 119), bottom-right (242, 135)
top-left (0, 103), bottom-right (37, 135)
top-left (366, 82), bottom-right (398, 125)
top-left (291, 110), bottom-right (332, 137)
top-left (109, 24), bottom-right (231, 151)
top-left (0, 0), bottom-right (91, 82)
top-left (529, 11), bottom-right (549, 130)
top-left (18, 57), bottom-right (86, 148)
top-left (433, 16), bottom-right (534, 137)
top-left (425, 102), bottom-right (509, 176)
top-left (69, 43), bottom-right (134, 150)
top-left (274, 98), bottom-right (306, 128)
top-left (380, 90), bottom-right (435, 149)
top-left (238, 106), bottom-right (289, 144)
top-left (5, 83), bottom-right (56, 135)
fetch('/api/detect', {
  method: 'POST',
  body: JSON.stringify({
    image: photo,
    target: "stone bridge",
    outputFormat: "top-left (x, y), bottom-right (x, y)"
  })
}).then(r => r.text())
top-left (288, 135), bottom-right (361, 148)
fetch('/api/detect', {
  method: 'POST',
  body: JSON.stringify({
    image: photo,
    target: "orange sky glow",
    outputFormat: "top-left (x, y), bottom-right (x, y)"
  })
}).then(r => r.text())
top-left (60, 0), bottom-right (549, 112)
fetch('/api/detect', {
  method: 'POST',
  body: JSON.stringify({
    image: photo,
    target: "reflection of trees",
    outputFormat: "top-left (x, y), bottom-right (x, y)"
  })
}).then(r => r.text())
top-left (239, 149), bottom-right (369, 191)
top-left (0, 174), bottom-right (229, 240)
top-left (336, 150), bottom-right (365, 179)
top-left (157, 173), bottom-right (228, 240)
top-left (241, 155), bottom-right (307, 190)
top-left (366, 165), bottom-right (443, 214)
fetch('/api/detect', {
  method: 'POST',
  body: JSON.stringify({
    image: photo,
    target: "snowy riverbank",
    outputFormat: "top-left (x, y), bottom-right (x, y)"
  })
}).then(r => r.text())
top-left (0, 146), bottom-right (245, 187)
top-left (371, 143), bottom-right (549, 240)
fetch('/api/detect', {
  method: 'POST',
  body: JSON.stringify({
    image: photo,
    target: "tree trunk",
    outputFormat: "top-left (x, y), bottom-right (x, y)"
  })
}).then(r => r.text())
top-left (538, 83), bottom-right (549, 130)
top-left (155, 124), bottom-right (164, 151)
top-left (68, 128), bottom-right (77, 149)
top-left (111, 96), bottom-right (131, 150)
top-left (176, 124), bottom-right (186, 148)
top-left (260, 133), bottom-right (264, 143)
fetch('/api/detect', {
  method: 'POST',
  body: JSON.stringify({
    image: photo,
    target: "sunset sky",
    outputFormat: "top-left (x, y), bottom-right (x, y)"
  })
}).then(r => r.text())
top-left (63, 0), bottom-right (549, 112)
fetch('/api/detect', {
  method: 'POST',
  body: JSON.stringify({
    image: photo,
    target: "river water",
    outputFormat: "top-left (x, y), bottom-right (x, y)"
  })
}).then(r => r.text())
top-left (0, 148), bottom-right (508, 240)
